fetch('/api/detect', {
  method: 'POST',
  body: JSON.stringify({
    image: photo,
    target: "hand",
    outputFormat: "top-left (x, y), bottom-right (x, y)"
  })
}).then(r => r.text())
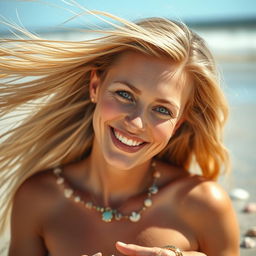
top-left (82, 253), bottom-right (102, 256)
top-left (115, 241), bottom-right (207, 256)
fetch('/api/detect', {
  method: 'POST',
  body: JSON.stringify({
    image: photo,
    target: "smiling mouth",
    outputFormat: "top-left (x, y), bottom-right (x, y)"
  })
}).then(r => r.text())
top-left (111, 127), bottom-right (146, 147)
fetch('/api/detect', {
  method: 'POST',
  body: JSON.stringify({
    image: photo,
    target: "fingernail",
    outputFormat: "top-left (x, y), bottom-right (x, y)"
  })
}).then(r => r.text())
top-left (117, 241), bottom-right (127, 246)
top-left (93, 253), bottom-right (102, 256)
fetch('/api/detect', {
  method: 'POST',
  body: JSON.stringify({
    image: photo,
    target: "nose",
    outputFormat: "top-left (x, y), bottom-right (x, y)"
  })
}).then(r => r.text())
top-left (124, 110), bottom-right (146, 133)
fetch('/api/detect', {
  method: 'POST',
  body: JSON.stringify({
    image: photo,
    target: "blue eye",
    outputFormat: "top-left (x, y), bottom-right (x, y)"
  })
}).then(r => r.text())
top-left (154, 106), bottom-right (171, 116)
top-left (116, 90), bottom-right (134, 101)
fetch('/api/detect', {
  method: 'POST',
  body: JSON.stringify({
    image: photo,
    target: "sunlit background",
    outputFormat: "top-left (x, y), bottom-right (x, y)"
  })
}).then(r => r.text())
top-left (0, 0), bottom-right (256, 255)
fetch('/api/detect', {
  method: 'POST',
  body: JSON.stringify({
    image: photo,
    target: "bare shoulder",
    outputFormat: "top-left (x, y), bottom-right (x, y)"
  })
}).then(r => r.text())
top-left (9, 169), bottom-right (61, 255)
top-left (15, 169), bottom-right (58, 203)
top-left (178, 175), bottom-right (240, 255)
top-left (14, 159), bottom-right (89, 211)
top-left (176, 174), bottom-right (234, 221)
top-left (13, 169), bottom-right (61, 223)
top-left (181, 176), bottom-right (231, 211)
top-left (157, 162), bottom-right (233, 213)
top-left (156, 161), bottom-right (239, 255)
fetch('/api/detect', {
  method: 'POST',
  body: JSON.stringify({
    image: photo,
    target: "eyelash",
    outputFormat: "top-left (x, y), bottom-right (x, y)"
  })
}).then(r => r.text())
top-left (153, 106), bottom-right (171, 116)
top-left (115, 90), bottom-right (173, 117)
top-left (116, 90), bottom-right (134, 102)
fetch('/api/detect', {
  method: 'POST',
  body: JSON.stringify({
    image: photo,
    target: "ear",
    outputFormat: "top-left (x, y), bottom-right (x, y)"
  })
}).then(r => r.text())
top-left (89, 70), bottom-right (101, 103)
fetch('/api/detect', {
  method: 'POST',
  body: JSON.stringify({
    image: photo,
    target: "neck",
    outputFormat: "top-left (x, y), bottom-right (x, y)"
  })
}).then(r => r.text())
top-left (84, 145), bottom-right (153, 208)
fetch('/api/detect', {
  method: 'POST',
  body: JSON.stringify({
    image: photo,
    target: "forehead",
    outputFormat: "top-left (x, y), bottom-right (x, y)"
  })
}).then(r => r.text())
top-left (106, 51), bottom-right (191, 98)
top-left (110, 51), bottom-right (178, 80)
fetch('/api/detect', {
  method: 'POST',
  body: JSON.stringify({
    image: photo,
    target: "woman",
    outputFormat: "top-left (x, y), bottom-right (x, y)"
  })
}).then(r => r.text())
top-left (0, 10), bottom-right (239, 256)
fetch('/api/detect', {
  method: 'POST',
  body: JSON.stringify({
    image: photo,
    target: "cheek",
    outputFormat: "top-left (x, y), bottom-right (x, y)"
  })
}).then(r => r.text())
top-left (97, 96), bottom-right (124, 122)
top-left (151, 121), bottom-right (176, 144)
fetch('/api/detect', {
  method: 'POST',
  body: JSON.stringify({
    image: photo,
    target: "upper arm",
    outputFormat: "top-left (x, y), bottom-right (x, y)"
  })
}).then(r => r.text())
top-left (8, 176), bottom-right (48, 256)
top-left (183, 180), bottom-right (240, 256)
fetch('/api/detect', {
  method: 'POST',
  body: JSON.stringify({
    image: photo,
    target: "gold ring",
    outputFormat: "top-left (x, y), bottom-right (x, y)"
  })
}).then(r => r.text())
top-left (162, 245), bottom-right (183, 256)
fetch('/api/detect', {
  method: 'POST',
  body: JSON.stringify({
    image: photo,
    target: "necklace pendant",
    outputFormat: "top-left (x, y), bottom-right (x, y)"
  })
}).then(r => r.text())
top-left (149, 184), bottom-right (158, 194)
top-left (129, 211), bottom-right (141, 222)
top-left (144, 198), bottom-right (152, 207)
top-left (102, 209), bottom-right (113, 222)
top-left (53, 161), bottom-right (160, 223)
top-left (114, 212), bottom-right (123, 221)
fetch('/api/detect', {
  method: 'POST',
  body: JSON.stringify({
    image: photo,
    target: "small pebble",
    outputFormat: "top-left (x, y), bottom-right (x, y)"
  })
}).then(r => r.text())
top-left (246, 227), bottom-right (256, 237)
top-left (229, 188), bottom-right (250, 200)
top-left (243, 202), bottom-right (256, 213)
top-left (241, 237), bottom-right (256, 248)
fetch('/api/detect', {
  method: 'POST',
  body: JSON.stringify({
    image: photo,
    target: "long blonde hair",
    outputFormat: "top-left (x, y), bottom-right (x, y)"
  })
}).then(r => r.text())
top-left (0, 10), bottom-right (229, 233)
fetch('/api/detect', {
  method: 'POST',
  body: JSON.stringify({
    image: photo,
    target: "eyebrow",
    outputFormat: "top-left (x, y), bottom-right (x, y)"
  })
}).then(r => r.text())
top-left (113, 80), bottom-right (180, 111)
top-left (114, 80), bottom-right (141, 94)
top-left (154, 98), bottom-right (180, 111)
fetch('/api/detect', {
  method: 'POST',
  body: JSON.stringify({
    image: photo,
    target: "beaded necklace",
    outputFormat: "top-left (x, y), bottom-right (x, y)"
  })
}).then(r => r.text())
top-left (53, 161), bottom-right (160, 223)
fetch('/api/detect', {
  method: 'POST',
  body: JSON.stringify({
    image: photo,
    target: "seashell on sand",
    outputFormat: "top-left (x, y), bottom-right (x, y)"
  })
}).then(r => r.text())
top-left (229, 188), bottom-right (250, 200)
top-left (243, 202), bottom-right (256, 213)
top-left (241, 237), bottom-right (256, 248)
top-left (246, 227), bottom-right (256, 237)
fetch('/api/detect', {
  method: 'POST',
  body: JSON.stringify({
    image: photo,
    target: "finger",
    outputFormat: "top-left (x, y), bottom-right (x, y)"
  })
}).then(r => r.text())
top-left (116, 242), bottom-right (207, 256)
top-left (183, 253), bottom-right (207, 256)
top-left (81, 252), bottom-right (102, 256)
top-left (115, 242), bottom-right (172, 256)
top-left (116, 241), bottom-right (154, 256)
top-left (162, 250), bottom-right (206, 256)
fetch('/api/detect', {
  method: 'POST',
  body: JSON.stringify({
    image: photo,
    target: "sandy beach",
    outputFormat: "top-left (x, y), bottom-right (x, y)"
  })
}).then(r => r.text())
top-left (219, 60), bottom-right (256, 255)
top-left (221, 102), bottom-right (256, 256)
top-left (222, 120), bottom-right (256, 255)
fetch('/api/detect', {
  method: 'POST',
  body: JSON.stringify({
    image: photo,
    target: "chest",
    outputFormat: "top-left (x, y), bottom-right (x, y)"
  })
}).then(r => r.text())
top-left (44, 195), bottom-right (198, 256)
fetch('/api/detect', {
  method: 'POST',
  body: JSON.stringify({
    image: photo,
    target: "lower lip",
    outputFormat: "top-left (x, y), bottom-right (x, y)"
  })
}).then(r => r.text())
top-left (109, 127), bottom-right (147, 153)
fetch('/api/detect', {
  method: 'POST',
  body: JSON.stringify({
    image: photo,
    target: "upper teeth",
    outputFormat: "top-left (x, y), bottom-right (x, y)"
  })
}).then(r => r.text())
top-left (113, 129), bottom-right (143, 147)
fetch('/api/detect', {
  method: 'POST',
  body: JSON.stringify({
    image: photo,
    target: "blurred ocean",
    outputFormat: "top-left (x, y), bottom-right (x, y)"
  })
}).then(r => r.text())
top-left (221, 62), bottom-right (256, 104)
top-left (191, 26), bottom-right (256, 200)
top-left (219, 61), bottom-right (256, 192)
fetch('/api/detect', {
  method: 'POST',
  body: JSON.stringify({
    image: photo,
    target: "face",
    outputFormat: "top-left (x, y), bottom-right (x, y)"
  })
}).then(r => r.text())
top-left (90, 51), bottom-right (191, 170)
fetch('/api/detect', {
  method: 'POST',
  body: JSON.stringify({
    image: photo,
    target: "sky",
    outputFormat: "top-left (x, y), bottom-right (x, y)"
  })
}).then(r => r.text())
top-left (0, 0), bottom-right (256, 33)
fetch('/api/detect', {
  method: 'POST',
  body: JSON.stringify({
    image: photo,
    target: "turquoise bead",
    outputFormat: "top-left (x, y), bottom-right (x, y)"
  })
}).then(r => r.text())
top-left (102, 210), bottom-right (113, 222)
